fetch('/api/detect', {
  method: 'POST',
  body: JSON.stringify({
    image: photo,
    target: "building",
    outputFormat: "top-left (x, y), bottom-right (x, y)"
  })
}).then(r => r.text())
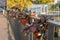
top-left (28, 4), bottom-right (48, 16)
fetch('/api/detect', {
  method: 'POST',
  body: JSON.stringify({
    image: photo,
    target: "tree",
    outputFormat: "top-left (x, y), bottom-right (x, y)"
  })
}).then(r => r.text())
top-left (7, 0), bottom-right (33, 11)
top-left (7, 0), bottom-right (16, 8)
top-left (37, 0), bottom-right (49, 4)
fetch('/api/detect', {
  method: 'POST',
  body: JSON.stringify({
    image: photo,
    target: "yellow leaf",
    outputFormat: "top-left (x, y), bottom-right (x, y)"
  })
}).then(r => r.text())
top-left (7, 0), bottom-right (33, 10)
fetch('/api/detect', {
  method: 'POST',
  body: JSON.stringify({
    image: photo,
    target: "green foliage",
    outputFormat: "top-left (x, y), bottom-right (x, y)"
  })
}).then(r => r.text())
top-left (37, 0), bottom-right (49, 4)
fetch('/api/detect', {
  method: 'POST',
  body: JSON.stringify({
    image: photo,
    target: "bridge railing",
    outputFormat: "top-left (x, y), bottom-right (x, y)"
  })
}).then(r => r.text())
top-left (29, 17), bottom-right (60, 40)
top-left (48, 11), bottom-right (60, 15)
top-left (8, 13), bottom-right (60, 40)
top-left (48, 20), bottom-right (60, 40)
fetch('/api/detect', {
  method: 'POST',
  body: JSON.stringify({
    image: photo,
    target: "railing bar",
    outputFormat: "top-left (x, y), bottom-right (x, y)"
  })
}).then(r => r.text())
top-left (32, 33), bottom-right (34, 40)
top-left (28, 34), bottom-right (30, 40)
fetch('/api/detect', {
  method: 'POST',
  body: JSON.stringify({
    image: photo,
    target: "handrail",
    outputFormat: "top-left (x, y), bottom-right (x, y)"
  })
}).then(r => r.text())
top-left (48, 11), bottom-right (60, 15)
top-left (48, 20), bottom-right (60, 27)
top-left (30, 16), bottom-right (60, 40)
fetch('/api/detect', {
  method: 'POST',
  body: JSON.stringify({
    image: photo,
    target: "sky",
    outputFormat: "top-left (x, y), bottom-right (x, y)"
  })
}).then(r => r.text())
top-left (0, 0), bottom-right (6, 2)
top-left (0, 0), bottom-right (6, 4)
top-left (0, 0), bottom-right (6, 6)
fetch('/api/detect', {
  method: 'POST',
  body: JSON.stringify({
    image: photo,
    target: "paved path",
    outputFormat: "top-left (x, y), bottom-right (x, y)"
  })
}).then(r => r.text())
top-left (0, 14), bottom-right (8, 40)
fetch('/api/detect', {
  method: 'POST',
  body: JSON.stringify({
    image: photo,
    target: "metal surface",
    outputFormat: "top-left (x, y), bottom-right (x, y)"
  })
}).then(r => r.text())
top-left (8, 14), bottom-right (60, 40)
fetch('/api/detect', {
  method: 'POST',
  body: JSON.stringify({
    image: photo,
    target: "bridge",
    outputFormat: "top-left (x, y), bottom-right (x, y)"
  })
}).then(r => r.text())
top-left (8, 15), bottom-right (60, 40)
top-left (47, 11), bottom-right (60, 16)
top-left (3, 10), bottom-right (60, 40)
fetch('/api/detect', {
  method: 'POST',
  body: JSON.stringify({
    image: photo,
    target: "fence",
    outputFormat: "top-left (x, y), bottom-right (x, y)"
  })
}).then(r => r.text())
top-left (8, 13), bottom-right (60, 40)
top-left (48, 11), bottom-right (60, 16)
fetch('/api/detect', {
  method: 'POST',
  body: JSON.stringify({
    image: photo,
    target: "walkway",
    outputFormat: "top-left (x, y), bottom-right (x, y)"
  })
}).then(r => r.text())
top-left (0, 14), bottom-right (8, 40)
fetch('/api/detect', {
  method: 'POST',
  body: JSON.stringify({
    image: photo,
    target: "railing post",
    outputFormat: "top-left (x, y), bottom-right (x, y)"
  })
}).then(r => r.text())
top-left (48, 23), bottom-right (54, 40)
top-left (32, 33), bottom-right (34, 40)
top-left (28, 34), bottom-right (30, 40)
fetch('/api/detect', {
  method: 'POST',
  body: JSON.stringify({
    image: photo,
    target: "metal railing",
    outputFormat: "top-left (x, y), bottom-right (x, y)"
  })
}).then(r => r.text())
top-left (48, 11), bottom-right (60, 16)
top-left (28, 17), bottom-right (60, 40)
top-left (48, 20), bottom-right (60, 40)
top-left (8, 13), bottom-right (60, 40)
